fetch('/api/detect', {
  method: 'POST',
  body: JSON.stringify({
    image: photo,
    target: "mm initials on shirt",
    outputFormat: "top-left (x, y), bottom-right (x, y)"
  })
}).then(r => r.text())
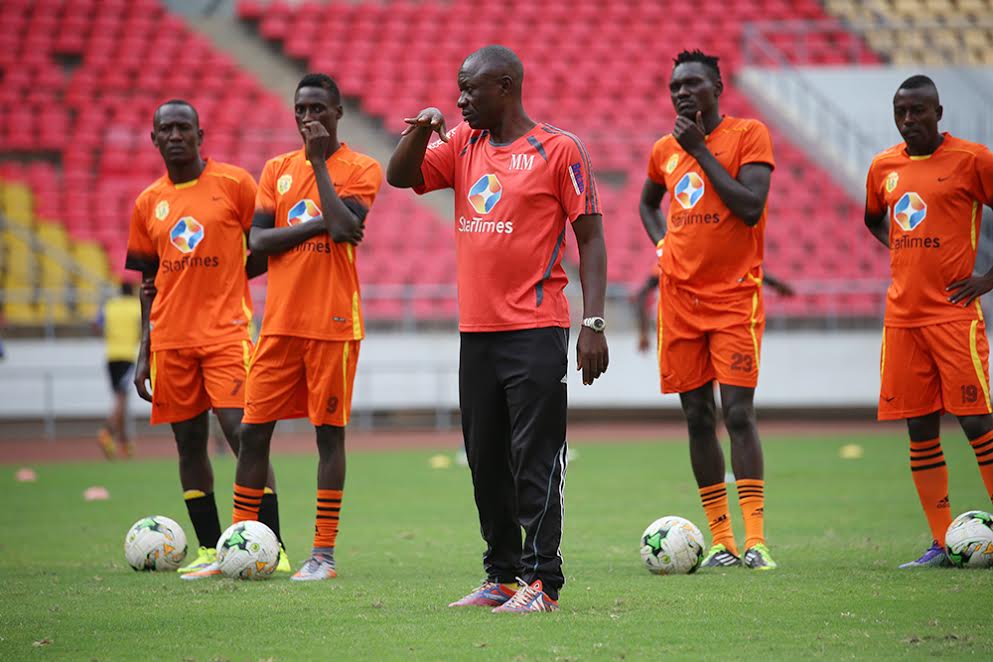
top-left (510, 153), bottom-right (535, 171)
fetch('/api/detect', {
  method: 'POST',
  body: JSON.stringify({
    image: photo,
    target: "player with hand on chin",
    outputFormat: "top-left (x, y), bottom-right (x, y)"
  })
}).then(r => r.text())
top-left (864, 75), bottom-right (993, 567)
top-left (230, 73), bottom-right (381, 582)
top-left (126, 100), bottom-right (287, 580)
top-left (639, 50), bottom-right (777, 570)
top-left (388, 45), bottom-right (608, 613)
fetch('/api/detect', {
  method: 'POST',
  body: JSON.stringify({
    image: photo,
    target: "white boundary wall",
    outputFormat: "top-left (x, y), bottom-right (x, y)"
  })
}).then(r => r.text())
top-left (0, 329), bottom-right (893, 422)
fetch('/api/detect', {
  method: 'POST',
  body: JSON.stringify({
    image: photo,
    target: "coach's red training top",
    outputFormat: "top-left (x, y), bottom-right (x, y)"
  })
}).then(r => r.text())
top-left (415, 121), bottom-right (600, 332)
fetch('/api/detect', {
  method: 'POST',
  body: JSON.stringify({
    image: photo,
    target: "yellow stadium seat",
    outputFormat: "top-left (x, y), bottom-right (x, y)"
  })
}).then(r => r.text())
top-left (892, 0), bottom-right (925, 20)
top-left (37, 296), bottom-right (71, 324)
top-left (825, 0), bottom-right (862, 20)
top-left (3, 232), bottom-right (36, 281)
top-left (35, 223), bottom-right (71, 322)
top-left (865, 30), bottom-right (893, 52)
top-left (930, 28), bottom-right (961, 49)
top-left (962, 27), bottom-right (989, 48)
top-left (72, 240), bottom-right (110, 319)
top-left (897, 30), bottom-right (927, 48)
top-left (1, 271), bottom-right (40, 324)
top-left (1, 182), bottom-right (35, 228)
top-left (73, 240), bottom-right (109, 273)
top-left (923, 0), bottom-right (955, 18)
top-left (958, 0), bottom-right (991, 18)
top-left (36, 222), bottom-right (69, 284)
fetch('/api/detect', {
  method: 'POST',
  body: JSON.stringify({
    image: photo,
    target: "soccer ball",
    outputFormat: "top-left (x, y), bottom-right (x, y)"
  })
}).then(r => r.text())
top-left (216, 521), bottom-right (280, 580)
top-left (945, 510), bottom-right (993, 568)
top-left (639, 515), bottom-right (705, 575)
top-left (124, 516), bottom-right (187, 571)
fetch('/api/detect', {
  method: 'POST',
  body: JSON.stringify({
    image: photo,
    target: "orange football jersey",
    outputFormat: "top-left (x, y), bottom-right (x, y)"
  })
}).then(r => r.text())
top-left (126, 159), bottom-right (255, 351)
top-left (647, 116), bottom-right (775, 297)
top-left (255, 144), bottom-right (381, 341)
top-left (866, 133), bottom-right (993, 326)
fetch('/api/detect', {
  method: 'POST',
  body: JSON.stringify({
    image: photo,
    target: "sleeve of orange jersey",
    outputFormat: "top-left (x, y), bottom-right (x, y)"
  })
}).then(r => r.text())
top-left (414, 125), bottom-right (459, 194)
top-left (124, 198), bottom-right (157, 273)
top-left (341, 161), bottom-right (383, 209)
top-left (739, 122), bottom-right (775, 170)
top-left (864, 161), bottom-right (885, 216)
top-left (237, 172), bottom-right (259, 232)
top-left (255, 159), bottom-right (277, 214)
top-left (646, 139), bottom-right (667, 186)
top-left (972, 145), bottom-right (993, 206)
top-left (556, 137), bottom-right (601, 221)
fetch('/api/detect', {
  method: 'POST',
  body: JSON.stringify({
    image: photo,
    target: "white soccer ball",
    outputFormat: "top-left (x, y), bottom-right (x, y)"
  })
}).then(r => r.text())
top-left (216, 521), bottom-right (280, 580)
top-left (945, 510), bottom-right (993, 568)
top-left (124, 515), bottom-right (188, 571)
top-left (639, 515), bottom-right (705, 575)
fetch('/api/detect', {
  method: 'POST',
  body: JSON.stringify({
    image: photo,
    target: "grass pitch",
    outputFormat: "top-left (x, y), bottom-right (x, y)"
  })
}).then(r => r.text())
top-left (2, 432), bottom-right (992, 660)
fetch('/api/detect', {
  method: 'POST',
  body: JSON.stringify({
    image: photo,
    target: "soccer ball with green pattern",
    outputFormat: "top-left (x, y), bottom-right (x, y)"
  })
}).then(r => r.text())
top-left (124, 515), bottom-right (187, 571)
top-left (640, 516), bottom-right (704, 575)
top-left (216, 521), bottom-right (280, 580)
top-left (945, 510), bottom-right (993, 568)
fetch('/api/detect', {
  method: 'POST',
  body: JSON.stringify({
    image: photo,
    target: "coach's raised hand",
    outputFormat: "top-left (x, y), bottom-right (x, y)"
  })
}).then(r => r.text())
top-left (401, 107), bottom-right (448, 141)
top-left (388, 108), bottom-right (447, 190)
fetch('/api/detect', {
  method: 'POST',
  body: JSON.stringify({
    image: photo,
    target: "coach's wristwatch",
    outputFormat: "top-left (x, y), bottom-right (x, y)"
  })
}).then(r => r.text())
top-left (582, 316), bottom-right (606, 333)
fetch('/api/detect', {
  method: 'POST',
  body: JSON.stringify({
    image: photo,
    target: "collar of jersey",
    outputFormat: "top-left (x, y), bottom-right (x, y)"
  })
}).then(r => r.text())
top-left (704, 115), bottom-right (728, 141)
top-left (486, 125), bottom-right (541, 150)
top-left (904, 132), bottom-right (949, 160)
top-left (170, 158), bottom-right (211, 190)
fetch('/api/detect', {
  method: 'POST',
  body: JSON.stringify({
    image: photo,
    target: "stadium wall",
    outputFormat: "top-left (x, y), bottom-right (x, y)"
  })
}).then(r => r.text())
top-left (0, 330), bottom-right (897, 423)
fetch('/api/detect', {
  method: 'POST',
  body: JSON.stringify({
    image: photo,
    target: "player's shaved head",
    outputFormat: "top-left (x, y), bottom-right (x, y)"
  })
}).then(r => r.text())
top-left (896, 74), bottom-right (939, 105)
top-left (462, 45), bottom-right (525, 92)
top-left (153, 99), bottom-right (199, 129)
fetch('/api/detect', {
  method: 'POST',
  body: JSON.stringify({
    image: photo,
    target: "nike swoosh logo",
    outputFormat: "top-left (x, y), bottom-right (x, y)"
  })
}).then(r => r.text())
top-left (937, 176), bottom-right (951, 182)
top-left (713, 151), bottom-right (725, 156)
top-left (211, 196), bottom-right (223, 201)
top-left (883, 396), bottom-right (896, 402)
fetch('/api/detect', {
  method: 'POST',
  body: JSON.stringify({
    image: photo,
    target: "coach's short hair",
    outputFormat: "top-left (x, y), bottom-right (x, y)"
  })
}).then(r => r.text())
top-left (673, 49), bottom-right (722, 83)
top-left (296, 73), bottom-right (341, 105)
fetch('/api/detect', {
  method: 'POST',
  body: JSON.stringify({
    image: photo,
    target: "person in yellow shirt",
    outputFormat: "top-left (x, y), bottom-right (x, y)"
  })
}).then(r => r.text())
top-left (97, 282), bottom-right (142, 458)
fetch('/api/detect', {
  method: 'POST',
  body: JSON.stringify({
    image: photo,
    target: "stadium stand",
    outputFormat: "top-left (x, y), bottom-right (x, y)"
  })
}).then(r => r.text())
top-left (0, 0), bottom-right (901, 324)
top-left (823, 0), bottom-right (993, 65)
top-left (237, 0), bottom-right (889, 316)
top-left (0, 0), bottom-right (458, 325)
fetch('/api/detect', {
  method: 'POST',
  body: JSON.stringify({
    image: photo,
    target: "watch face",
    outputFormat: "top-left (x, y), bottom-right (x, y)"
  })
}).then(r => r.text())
top-left (587, 318), bottom-right (605, 331)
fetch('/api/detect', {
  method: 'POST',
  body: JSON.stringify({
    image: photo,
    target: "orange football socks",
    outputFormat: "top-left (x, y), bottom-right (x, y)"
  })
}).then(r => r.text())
top-left (736, 479), bottom-right (766, 550)
top-left (232, 484), bottom-right (264, 524)
top-left (909, 438), bottom-right (952, 544)
top-left (969, 429), bottom-right (993, 505)
top-left (314, 489), bottom-right (343, 549)
top-left (699, 483), bottom-right (737, 555)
